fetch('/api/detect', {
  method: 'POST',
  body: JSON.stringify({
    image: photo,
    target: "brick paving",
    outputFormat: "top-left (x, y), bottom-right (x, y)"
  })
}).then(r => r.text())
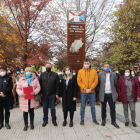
top-left (0, 102), bottom-right (140, 140)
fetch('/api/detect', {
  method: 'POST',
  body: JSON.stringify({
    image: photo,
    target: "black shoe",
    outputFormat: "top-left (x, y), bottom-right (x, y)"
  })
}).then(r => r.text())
top-left (111, 122), bottom-right (120, 128)
top-left (42, 122), bottom-right (48, 127)
top-left (69, 121), bottom-right (73, 127)
top-left (9, 106), bottom-right (13, 110)
top-left (52, 121), bottom-right (57, 126)
top-left (0, 124), bottom-right (4, 129)
top-left (132, 122), bottom-right (137, 127)
top-left (62, 121), bottom-right (67, 127)
top-left (23, 125), bottom-right (28, 131)
top-left (93, 120), bottom-right (99, 125)
top-left (125, 122), bottom-right (129, 126)
top-left (30, 124), bottom-right (34, 130)
top-left (101, 121), bottom-right (106, 126)
top-left (80, 120), bottom-right (84, 125)
top-left (5, 123), bottom-right (11, 129)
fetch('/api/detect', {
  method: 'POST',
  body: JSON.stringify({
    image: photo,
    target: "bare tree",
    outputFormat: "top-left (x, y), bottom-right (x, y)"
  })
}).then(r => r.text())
top-left (45, 0), bottom-right (115, 59)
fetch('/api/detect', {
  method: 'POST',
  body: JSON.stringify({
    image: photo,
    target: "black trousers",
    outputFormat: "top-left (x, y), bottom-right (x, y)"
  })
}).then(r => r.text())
top-left (63, 111), bottom-right (74, 122)
top-left (23, 100), bottom-right (34, 124)
top-left (0, 99), bottom-right (10, 124)
top-left (101, 94), bottom-right (116, 123)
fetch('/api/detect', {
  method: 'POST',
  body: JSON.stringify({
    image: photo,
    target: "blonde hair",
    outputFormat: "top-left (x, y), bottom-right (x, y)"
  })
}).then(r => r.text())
top-left (23, 67), bottom-right (33, 78)
top-left (63, 66), bottom-right (73, 80)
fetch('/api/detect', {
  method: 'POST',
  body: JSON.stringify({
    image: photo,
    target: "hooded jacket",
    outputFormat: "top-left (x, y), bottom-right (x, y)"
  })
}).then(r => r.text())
top-left (77, 67), bottom-right (98, 93)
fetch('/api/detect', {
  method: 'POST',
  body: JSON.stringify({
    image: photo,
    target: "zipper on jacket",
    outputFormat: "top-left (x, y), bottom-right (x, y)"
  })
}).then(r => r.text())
top-left (47, 74), bottom-right (49, 95)
top-left (88, 70), bottom-right (89, 89)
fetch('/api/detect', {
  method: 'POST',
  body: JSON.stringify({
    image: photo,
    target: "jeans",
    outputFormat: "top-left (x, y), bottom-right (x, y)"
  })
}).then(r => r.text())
top-left (80, 92), bottom-right (96, 121)
top-left (23, 100), bottom-right (34, 124)
top-left (122, 101), bottom-right (136, 122)
top-left (101, 94), bottom-right (116, 122)
top-left (42, 94), bottom-right (56, 123)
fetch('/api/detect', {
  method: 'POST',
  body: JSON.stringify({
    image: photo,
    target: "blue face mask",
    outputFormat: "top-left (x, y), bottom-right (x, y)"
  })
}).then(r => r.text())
top-left (61, 72), bottom-right (64, 75)
top-left (104, 68), bottom-right (110, 72)
top-left (26, 72), bottom-right (32, 76)
top-left (65, 71), bottom-right (71, 75)
top-left (17, 72), bottom-right (20, 74)
top-left (73, 73), bottom-right (76, 75)
top-left (21, 71), bottom-right (24, 74)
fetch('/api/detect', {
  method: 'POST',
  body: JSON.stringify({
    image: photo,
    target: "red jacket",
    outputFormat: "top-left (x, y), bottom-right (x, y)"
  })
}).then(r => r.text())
top-left (117, 76), bottom-right (140, 103)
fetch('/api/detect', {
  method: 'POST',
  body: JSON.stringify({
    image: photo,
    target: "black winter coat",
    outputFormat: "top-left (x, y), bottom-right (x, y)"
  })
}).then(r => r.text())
top-left (60, 75), bottom-right (78, 112)
top-left (0, 75), bottom-right (13, 106)
top-left (39, 71), bottom-right (60, 96)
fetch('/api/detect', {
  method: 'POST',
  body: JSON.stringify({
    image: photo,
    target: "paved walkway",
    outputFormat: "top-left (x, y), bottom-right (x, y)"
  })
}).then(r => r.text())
top-left (0, 102), bottom-right (140, 140)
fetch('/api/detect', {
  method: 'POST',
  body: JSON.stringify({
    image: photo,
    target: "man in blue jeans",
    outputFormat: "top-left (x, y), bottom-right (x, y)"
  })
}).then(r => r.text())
top-left (39, 63), bottom-right (60, 127)
top-left (77, 59), bottom-right (99, 125)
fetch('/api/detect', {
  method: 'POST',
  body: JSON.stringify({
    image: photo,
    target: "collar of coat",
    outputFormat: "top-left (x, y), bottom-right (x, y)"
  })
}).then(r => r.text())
top-left (82, 67), bottom-right (93, 71)
top-left (20, 76), bottom-right (36, 81)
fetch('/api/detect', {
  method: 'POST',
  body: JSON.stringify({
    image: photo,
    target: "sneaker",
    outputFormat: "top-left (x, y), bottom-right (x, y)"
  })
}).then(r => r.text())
top-left (30, 124), bottom-right (34, 130)
top-left (80, 120), bottom-right (84, 125)
top-left (23, 125), bottom-right (28, 131)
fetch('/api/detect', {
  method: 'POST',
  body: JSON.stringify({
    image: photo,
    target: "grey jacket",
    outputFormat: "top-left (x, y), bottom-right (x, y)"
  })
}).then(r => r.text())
top-left (98, 71), bottom-right (117, 102)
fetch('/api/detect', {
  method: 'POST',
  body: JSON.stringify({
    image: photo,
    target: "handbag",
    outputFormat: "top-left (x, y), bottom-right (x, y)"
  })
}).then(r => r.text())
top-left (34, 94), bottom-right (41, 101)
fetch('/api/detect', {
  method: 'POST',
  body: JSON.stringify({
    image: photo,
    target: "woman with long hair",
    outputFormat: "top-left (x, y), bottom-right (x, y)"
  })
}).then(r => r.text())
top-left (59, 66), bottom-right (78, 127)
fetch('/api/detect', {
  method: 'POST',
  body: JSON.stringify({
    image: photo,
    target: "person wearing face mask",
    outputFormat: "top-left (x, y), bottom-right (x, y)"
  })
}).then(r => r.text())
top-left (58, 66), bottom-right (78, 127)
top-left (39, 63), bottom-right (60, 127)
top-left (131, 70), bottom-right (135, 77)
top-left (135, 72), bottom-right (140, 85)
top-left (77, 59), bottom-right (99, 126)
top-left (0, 67), bottom-right (13, 130)
top-left (117, 68), bottom-right (140, 127)
top-left (16, 67), bottom-right (41, 131)
top-left (98, 62), bottom-right (119, 128)
top-left (15, 67), bottom-right (21, 105)
top-left (113, 68), bottom-right (121, 81)
top-left (7, 69), bottom-right (15, 110)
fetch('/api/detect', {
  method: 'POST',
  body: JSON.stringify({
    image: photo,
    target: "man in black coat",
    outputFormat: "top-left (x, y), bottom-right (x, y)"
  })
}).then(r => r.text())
top-left (0, 67), bottom-right (13, 129)
top-left (39, 63), bottom-right (60, 127)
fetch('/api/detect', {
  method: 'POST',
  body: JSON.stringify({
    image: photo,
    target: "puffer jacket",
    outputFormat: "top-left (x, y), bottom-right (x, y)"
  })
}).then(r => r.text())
top-left (16, 77), bottom-right (41, 112)
top-left (77, 67), bottom-right (98, 93)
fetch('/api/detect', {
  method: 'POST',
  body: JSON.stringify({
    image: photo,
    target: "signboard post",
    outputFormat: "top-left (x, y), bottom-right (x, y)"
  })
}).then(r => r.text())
top-left (67, 11), bottom-right (86, 73)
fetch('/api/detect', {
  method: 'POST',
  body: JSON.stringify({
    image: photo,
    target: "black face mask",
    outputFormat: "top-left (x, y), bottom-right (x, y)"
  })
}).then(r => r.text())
top-left (7, 73), bottom-right (11, 76)
top-left (46, 68), bottom-right (51, 73)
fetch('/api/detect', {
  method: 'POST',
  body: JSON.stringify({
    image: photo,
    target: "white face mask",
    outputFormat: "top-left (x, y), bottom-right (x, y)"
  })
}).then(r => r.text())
top-left (125, 72), bottom-right (130, 77)
top-left (116, 71), bottom-right (119, 73)
top-left (0, 72), bottom-right (6, 77)
top-left (131, 72), bottom-right (134, 74)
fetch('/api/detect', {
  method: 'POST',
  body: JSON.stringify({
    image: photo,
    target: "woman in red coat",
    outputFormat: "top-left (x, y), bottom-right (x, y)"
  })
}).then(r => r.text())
top-left (117, 68), bottom-right (140, 127)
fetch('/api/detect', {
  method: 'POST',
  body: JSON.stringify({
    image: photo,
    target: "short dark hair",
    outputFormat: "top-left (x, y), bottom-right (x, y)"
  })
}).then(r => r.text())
top-left (84, 59), bottom-right (90, 62)
top-left (0, 67), bottom-right (6, 70)
top-left (123, 67), bottom-right (131, 75)
top-left (104, 62), bottom-right (110, 67)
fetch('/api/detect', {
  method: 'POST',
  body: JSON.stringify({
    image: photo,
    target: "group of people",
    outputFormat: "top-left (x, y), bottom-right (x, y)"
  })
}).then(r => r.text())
top-left (0, 59), bottom-right (140, 131)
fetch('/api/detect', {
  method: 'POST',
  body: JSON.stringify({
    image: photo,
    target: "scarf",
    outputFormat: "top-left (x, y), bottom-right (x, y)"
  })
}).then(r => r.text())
top-left (25, 74), bottom-right (32, 86)
top-left (124, 76), bottom-right (132, 92)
